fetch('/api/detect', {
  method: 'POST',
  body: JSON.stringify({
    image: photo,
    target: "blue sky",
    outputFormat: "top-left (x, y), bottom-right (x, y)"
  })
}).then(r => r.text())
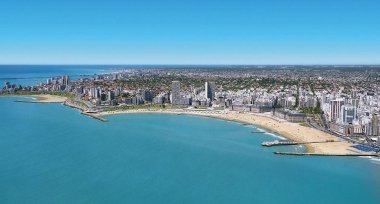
top-left (0, 0), bottom-right (379, 65)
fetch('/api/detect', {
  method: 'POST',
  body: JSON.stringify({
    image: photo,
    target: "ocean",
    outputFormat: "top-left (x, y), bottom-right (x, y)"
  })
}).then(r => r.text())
top-left (0, 66), bottom-right (380, 203)
top-left (0, 65), bottom-right (123, 86)
top-left (0, 97), bottom-right (379, 203)
top-left (0, 65), bottom-right (230, 86)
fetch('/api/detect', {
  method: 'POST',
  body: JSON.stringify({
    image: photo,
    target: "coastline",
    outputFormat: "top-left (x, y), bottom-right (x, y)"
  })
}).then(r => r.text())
top-left (95, 109), bottom-right (365, 155)
top-left (2, 94), bottom-right (68, 103)
top-left (1, 94), bottom-right (372, 155)
top-left (29, 94), bottom-right (67, 103)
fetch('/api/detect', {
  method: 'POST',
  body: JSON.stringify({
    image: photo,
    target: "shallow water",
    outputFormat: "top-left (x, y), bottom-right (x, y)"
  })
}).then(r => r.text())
top-left (0, 97), bottom-right (379, 203)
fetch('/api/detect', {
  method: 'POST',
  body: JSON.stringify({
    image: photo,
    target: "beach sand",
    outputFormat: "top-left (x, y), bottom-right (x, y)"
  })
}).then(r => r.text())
top-left (96, 109), bottom-right (361, 154)
top-left (30, 94), bottom-right (67, 103)
top-left (1, 94), bottom-right (68, 103)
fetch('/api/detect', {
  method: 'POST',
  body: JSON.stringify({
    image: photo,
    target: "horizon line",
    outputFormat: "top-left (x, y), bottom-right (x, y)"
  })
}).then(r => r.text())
top-left (1, 64), bottom-right (380, 66)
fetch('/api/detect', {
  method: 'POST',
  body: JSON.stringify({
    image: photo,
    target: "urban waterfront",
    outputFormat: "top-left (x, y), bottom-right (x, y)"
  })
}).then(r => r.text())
top-left (0, 96), bottom-right (379, 203)
top-left (2, 0), bottom-right (380, 202)
top-left (3, 65), bottom-right (380, 154)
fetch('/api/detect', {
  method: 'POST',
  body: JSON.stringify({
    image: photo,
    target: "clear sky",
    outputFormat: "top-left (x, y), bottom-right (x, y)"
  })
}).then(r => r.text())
top-left (0, 0), bottom-right (379, 65)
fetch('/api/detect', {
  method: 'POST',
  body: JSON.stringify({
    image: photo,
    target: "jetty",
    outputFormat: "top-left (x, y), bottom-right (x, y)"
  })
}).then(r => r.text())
top-left (15, 100), bottom-right (36, 103)
top-left (81, 112), bottom-right (108, 122)
top-left (63, 101), bottom-right (85, 111)
top-left (274, 152), bottom-right (379, 157)
top-left (63, 101), bottom-right (108, 122)
top-left (262, 140), bottom-right (337, 147)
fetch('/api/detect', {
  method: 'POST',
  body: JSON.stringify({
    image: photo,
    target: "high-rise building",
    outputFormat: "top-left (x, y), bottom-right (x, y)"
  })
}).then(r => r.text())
top-left (91, 87), bottom-right (101, 99)
top-left (371, 115), bottom-right (379, 136)
top-left (90, 87), bottom-right (96, 98)
top-left (62, 75), bottom-right (70, 85)
top-left (340, 105), bottom-right (356, 124)
top-left (329, 99), bottom-right (344, 122)
top-left (4, 82), bottom-right (11, 89)
top-left (108, 91), bottom-right (115, 101)
top-left (205, 81), bottom-right (215, 100)
top-left (171, 81), bottom-right (181, 105)
top-left (142, 90), bottom-right (153, 102)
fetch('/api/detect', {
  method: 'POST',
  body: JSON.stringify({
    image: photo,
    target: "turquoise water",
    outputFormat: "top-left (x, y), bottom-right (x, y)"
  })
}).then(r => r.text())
top-left (0, 97), bottom-right (379, 203)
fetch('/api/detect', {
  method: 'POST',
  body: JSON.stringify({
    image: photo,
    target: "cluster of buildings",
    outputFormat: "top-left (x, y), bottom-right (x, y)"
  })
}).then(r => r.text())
top-left (2, 66), bottom-right (380, 147)
top-left (168, 81), bottom-right (215, 106)
top-left (1, 76), bottom-right (71, 93)
top-left (321, 92), bottom-right (380, 141)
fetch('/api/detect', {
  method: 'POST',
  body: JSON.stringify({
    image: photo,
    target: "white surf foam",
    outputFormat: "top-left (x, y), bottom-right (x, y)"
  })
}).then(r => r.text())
top-left (369, 157), bottom-right (380, 165)
top-left (256, 128), bottom-right (266, 132)
top-left (358, 156), bottom-right (380, 165)
top-left (264, 132), bottom-right (287, 140)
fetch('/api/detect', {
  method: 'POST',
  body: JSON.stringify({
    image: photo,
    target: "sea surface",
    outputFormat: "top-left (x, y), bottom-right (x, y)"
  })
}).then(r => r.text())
top-left (0, 65), bottom-right (234, 86)
top-left (0, 96), bottom-right (379, 204)
top-left (0, 65), bottom-right (124, 86)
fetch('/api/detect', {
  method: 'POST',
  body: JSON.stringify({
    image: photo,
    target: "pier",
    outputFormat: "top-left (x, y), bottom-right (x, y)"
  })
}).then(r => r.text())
top-left (274, 152), bottom-right (379, 157)
top-left (262, 140), bottom-right (337, 147)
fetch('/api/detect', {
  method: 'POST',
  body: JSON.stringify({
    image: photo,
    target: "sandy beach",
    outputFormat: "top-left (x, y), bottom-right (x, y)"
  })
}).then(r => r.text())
top-left (95, 109), bottom-right (362, 155)
top-left (1, 94), bottom-right (68, 103)
top-left (30, 94), bottom-right (67, 103)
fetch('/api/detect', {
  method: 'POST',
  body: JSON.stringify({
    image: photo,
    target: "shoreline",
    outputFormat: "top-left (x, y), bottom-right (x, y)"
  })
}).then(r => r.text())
top-left (2, 94), bottom-right (68, 103)
top-left (1, 95), bottom-right (374, 156)
top-left (95, 109), bottom-right (368, 155)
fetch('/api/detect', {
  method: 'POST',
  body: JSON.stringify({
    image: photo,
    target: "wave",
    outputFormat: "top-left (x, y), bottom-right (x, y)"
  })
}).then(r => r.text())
top-left (358, 156), bottom-right (380, 165)
top-left (264, 132), bottom-right (287, 140)
top-left (253, 127), bottom-right (288, 140)
top-left (369, 157), bottom-right (380, 165)
top-left (256, 128), bottom-right (266, 132)
top-left (292, 145), bottom-right (306, 153)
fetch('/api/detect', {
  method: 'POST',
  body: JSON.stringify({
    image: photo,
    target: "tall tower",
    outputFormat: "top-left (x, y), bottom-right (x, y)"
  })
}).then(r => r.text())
top-left (371, 115), bottom-right (379, 136)
top-left (108, 91), bottom-right (115, 101)
top-left (62, 75), bottom-right (70, 85)
top-left (329, 99), bottom-right (344, 122)
top-left (205, 81), bottom-right (215, 100)
top-left (171, 81), bottom-right (181, 105)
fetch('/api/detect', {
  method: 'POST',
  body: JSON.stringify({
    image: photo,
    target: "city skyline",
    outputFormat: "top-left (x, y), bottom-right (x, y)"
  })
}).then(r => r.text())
top-left (2, 65), bottom-right (380, 152)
